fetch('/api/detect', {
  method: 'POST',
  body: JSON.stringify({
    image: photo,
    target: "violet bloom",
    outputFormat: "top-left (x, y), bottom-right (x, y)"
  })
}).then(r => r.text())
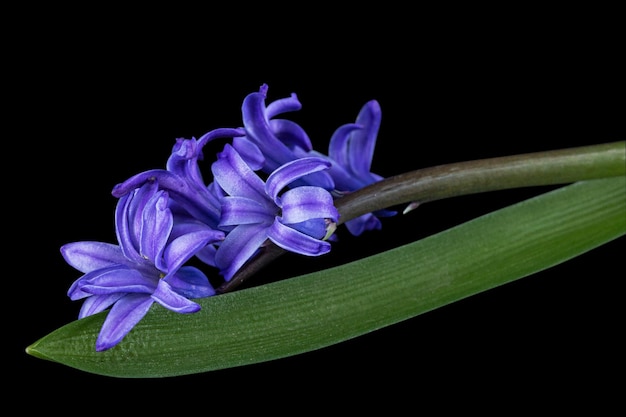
top-left (211, 144), bottom-right (339, 281)
top-left (111, 128), bottom-right (244, 267)
top-left (236, 83), bottom-right (335, 191)
top-left (62, 181), bottom-right (224, 351)
top-left (112, 128), bottom-right (245, 229)
top-left (312, 99), bottom-right (397, 236)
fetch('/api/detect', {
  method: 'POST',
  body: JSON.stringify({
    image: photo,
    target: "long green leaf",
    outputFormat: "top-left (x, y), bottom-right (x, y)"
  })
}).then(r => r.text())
top-left (26, 176), bottom-right (626, 378)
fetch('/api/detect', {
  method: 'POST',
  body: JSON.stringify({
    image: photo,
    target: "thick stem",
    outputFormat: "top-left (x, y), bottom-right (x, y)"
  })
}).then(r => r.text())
top-left (217, 141), bottom-right (625, 293)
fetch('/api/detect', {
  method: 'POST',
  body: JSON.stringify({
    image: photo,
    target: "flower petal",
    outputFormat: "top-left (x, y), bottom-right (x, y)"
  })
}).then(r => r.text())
top-left (219, 196), bottom-right (274, 227)
top-left (140, 190), bottom-right (173, 266)
top-left (95, 293), bottom-right (154, 351)
top-left (345, 213), bottom-right (383, 236)
top-left (268, 219), bottom-right (331, 256)
top-left (264, 91), bottom-right (301, 118)
top-left (348, 100), bottom-right (382, 176)
top-left (152, 279), bottom-right (201, 313)
top-left (327, 123), bottom-right (361, 168)
top-left (78, 293), bottom-right (124, 318)
top-left (163, 228), bottom-right (225, 273)
top-left (212, 144), bottom-right (267, 201)
top-left (214, 223), bottom-right (269, 281)
top-left (265, 157), bottom-right (331, 203)
top-left (196, 127), bottom-right (246, 152)
top-left (165, 265), bottom-right (215, 299)
top-left (269, 119), bottom-right (312, 151)
top-left (61, 241), bottom-right (126, 273)
top-left (280, 186), bottom-right (338, 224)
top-left (78, 266), bottom-right (156, 295)
top-left (232, 136), bottom-right (265, 170)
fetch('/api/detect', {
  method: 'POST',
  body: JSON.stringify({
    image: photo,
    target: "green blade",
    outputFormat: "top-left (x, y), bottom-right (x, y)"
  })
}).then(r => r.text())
top-left (26, 176), bottom-right (626, 378)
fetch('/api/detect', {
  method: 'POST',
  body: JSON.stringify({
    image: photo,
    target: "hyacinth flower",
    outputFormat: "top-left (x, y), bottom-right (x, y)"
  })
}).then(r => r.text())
top-left (237, 83), bottom-right (335, 191)
top-left (112, 128), bottom-right (245, 266)
top-left (210, 143), bottom-right (339, 281)
top-left (62, 180), bottom-right (224, 351)
top-left (112, 127), bottom-right (245, 229)
top-left (307, 99), bottom-right (398, 236)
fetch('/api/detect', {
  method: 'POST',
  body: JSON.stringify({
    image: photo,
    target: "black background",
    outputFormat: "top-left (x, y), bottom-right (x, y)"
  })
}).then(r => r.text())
top-left (11, 6), bottom-right (624, 411)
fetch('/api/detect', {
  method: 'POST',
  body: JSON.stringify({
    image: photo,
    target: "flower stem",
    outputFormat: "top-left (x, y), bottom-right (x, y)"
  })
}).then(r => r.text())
top-left (217, 141), bottom-right (625, 293)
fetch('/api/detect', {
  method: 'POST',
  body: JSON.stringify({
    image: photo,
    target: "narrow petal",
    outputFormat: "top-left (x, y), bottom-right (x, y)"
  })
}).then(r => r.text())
top-left (265, 157), bottom-right (331, 203)
top-left (61, 241), bottom-right (126, 273)
top-left (241, 91), bottom-right (299, 169)
top-left (269, 119), bottom-right (313, 151)
top-left (288, 218), bottom-right (330, 240)
top-left (214, 224), bottom-right (269, 281)
top-left (268, 219), bottom-right (331, 256)
top-left (345, 213), bottom-right (383, 236)
top-left (165, 265), bottom-right (215, 299)
top-left (265, 92), bottom-right (301, 118)
top-left (111, 169), bottom-right (188, 198)
top-left (232, 136), bottom-right (265, 170)
top-left (327, 123), bottom-right (361, 167)
top-left (211, 144), bottom-right (267, 201)
top-left (166, 137), bottom-right (205, 185)
top-left (140, 190), bottom-right (173, 265)
top-left (163, 229), bottom-right (225, 273)
top-left (280, 186), bottom-right (338, 224)
top-left (196, 127), bottom-right (246, 152)
top-left (152, 280), bottom-right (201, 313)
top-left (95, 293), bottom-right (154, 351)
top-left (194, 243), bottom-right (218, 267)
top-left (348, 100), bottom-right (381, 176)
top-left (79, 266), bottom-right (156, 295)
top-left (219, 196), bottom-right (275, 226)
top-left (115, 190), bottom-right (143, 263)
top-left (78, 293), bottom-right (124, 318)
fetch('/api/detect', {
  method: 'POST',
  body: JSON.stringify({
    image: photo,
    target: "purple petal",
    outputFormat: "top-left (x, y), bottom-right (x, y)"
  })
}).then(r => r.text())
top-left (232, 136), bottom-right (265, 170)
top-left (280, 186), bottom-right (338, 224)
top-left (166, 137), bottom-right (206, 186)
top-left (165, 265), bottom-right (215, 299)
top-left (268, 219), bottom-right (331, 256)
top-left (241, 90), bottom-right (300, 169)
top-left (214, 224), bottom-right (269, 281)
top-left (163, 229), bottom-right (225, 273)
top-left (265, 92), bottom-right (302, 118)
top-left (269, 119), bottom-right (312, 151)
top-left (111, 169), bottom-right (187, 198)
top-left (195, 244), bottom-right (218, 267)
top-left (78, 266), bottom-right (156, 295)
top-left (152, 280), bottom-right (201, 313)
top-left (140, 190), bottom-right (173, 265)
top-left (115, 189), bottom-right (142, 263)
top-left (348, 100), bottom-right (381, 176)
top-left (327, 123), bottom-right (361, 168)
top-left (265, 157), bottom-right (331, 203)
top-left (219, 196), bottom-right (275, 227)
top-left (345, 213), bottom-right (383, 236)
top-left (61, 241), bottom-right (126, 273)
top-left (196, 127), bottom-right (246, 151)
top-left (78, 293), bottom-right (124, 318)
top-left (211, 144), bottom-right (267, 201)
top-left (288, 218), bottom-right (330, 240)
top-left (95, 293), bottom-right (154, 351)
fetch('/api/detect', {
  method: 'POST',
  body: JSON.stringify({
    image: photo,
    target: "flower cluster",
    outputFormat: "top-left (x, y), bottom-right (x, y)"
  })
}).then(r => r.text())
top-left (61, 84), bottom-right (395, 351)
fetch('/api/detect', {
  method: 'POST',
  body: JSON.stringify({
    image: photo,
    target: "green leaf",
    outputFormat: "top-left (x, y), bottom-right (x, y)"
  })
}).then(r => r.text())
top-left (26, 176), bottom-right (626, 378)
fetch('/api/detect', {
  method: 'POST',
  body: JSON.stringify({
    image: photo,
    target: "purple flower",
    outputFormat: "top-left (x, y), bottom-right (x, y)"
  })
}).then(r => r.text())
top-left (62, 180), bottom-right (224, 351)
top-left (112, 128), bottom-right (245, 229)
top-left (312, 99), bottom-right (397, 236)
top-left (235, 84), bottom-right (335, 191)
top-left (210, 144), bottom-right (339, 281)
